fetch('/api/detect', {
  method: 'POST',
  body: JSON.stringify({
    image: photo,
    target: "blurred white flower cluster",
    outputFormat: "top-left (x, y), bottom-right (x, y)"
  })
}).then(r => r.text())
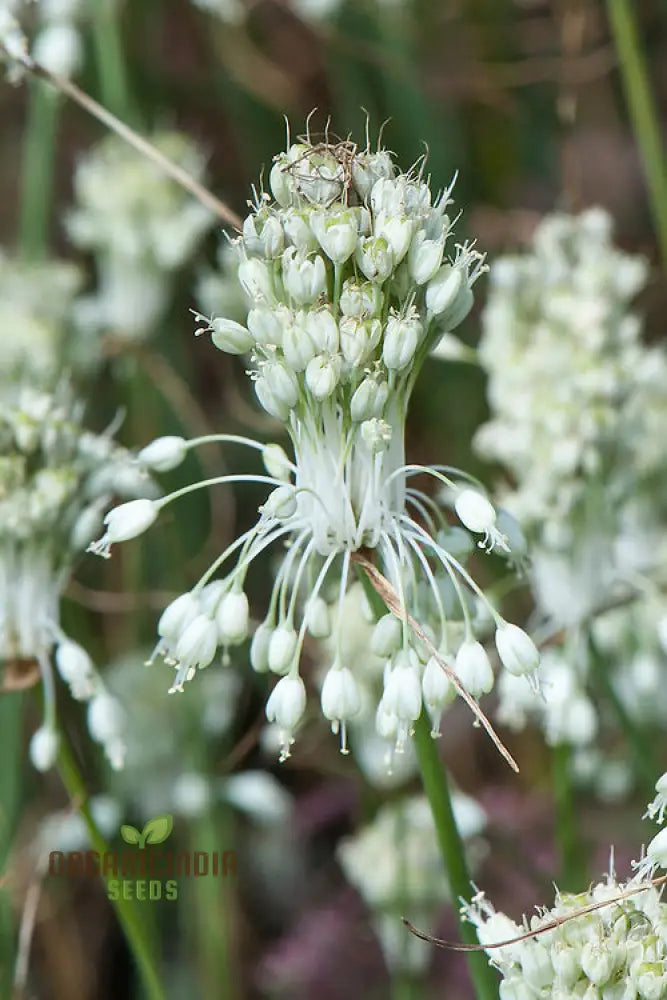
top-left (339, 791), bottom-right (486, 974)
top-left (67, 130), bottom-right (214, 348)
top-left (93, 128), bottom-right (540, 764)
top-left (191, 0), bottom-right (400, 27)
top-left (477, 209), bottom-right (667, 767)
top-left (0, 247), bottom-right (81, 378)
top-left (0, 0), bottom-right (87, 79)
top-left (0, 380), bottom-right (153, 771)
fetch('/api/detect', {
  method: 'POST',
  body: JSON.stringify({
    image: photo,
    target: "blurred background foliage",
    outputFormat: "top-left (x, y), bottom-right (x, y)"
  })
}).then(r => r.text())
top-left (1, 1), bottom-right (666, 998)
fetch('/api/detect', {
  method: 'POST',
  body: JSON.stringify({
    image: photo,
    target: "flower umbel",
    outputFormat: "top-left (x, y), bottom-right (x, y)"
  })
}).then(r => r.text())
top-left (92, 124), bottom-right (538, 762)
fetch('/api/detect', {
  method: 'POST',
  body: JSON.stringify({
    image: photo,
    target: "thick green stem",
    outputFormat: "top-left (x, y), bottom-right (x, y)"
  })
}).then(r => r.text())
top-left (551, 743), bottom-right (586, 890)
top-left (18, 82), bottom-right (60, 259)
top-left (355, 566), bottom-right (498, 1000)
top-left (0, 693), bottom-right (24, 997)
top-left (413, 713), bottom-right (499, 1000)
top-left (91, 0), bottom-right (135, 123)
top-left (606, 0), bottom-right (667, 266)
top-left (57, 738), bottom-right (166, 1000)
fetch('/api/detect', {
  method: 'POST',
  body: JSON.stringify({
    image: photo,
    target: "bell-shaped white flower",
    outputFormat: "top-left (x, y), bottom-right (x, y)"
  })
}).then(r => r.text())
top-left (262, 443), bottom-right (293, 482)
top-left (250, 622), bottom-right (273, 673)
top-left (355, 235), bottom-right (394, 283)
top-left (305, 354), bottom-right (340, 399)
top-left (382, 649), bottom-right (422, 750)
top-left (371, 613), bottom-right (402, 657)
top-left (305, 596), bottom-right (331, 639)
top-left (138, 435), bottom-right (188, 472)
top-left (174, 613), bottom-right (218, 676)
top-left (408, 232), bottom-right (445, 285)
top-left (422, 654), bottom-right (455, 736)
top-left (305, 308), bottom-right (339, 353)
top-left (265, 674), bottom-right (307, 761)
top-left (238, 257), bottom-right (273, 301)
top-left (260, 485), bottom-right (297, 520)
top-left (495, 622), bottom-right (539, 677)
top-left (55, 640), bottom-right (97, 701)
top-left (211, 317), bottom-right (254, 355)
top-left (29, 726), bottom-right (60, 772)
top-left (455, 489), bottom-right (508, 552)
top-left (282, 248), bottom-right (327, 304)
top-left (157, 591), bottom-right (200, 643)
top-left (88, 499), bottom-right (158, 557)
top-left (382, 312), bottom-right (422, 371)
top-left (216, 589), bottom-right (250, 646)
top-left (454, 640), bottom-right (494, 697)
top-left (350, 377), bottom-right (388, 422)
top-left (321, 663), bottom-right (361, 751)
top-left (247, 306), bottom-right (287, 347)
top-left (268, 624), bottom-right (298, 674)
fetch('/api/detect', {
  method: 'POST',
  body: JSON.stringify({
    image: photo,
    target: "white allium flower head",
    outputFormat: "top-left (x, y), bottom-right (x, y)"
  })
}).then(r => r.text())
top-left (89, 122), bottom-right (539, 763)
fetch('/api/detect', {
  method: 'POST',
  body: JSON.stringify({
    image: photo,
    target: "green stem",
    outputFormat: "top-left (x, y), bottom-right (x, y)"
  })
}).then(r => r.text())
top-left (0, 693), bottom-right (24, 997)
top-left (587, 632), bottom-right (658, 794)
top-left (606, 0), bottom-right (667, 266)
top-left (355, 566), bottom-right (498, 1000)
top-left (91, 0), bottom-right (134, 123)
top-left (56, 738), bottom-right (166, 1000)
top-left (18, 82), bottom-right (61, 259)
top-left (413, 713), bottom-right (498, 1000)
top-left (551, 743), bottom-right (586, 890)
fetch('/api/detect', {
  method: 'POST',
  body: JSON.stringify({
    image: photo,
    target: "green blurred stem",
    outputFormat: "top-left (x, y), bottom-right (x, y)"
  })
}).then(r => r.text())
top-left (57, 738), bottom-right (166, 1000)
top-left (91, 0), bottom-right (134, 122)
top-left (0, 694), bottom-right (24, 996)
top-left (355, 566), bottom-right (498, 1000)
top-left (18, 82), bottom-right (61, 260)
top-left (587, 633), bottom-right (658, 793)
top-left (413, 713), bottom-right (498, 1000)
top-left (551, 743), bottom-right (586, 890)
top-left (606, 0), bottom-right (667, 266)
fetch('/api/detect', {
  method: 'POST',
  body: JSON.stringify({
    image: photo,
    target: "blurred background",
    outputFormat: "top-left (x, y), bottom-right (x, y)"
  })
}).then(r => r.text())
top-left (0, 1), bottom-right (666, 998)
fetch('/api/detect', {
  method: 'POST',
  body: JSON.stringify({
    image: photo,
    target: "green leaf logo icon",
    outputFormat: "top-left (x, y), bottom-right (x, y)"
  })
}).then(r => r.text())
top-left (141, 815), bottom-right (173, 846)
top-left (120, 824), bottom-right (142, 845)
top-left (119, 815), bottom-right (173, 848)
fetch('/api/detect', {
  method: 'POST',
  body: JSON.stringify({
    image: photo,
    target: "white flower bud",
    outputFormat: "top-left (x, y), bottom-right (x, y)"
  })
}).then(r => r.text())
top-left (266, 674), bottom-right (307, 730)
top-left (550, 943), bottom-right (580, 988)
top-left (138, 435), bottom-right (188, 472)
top-left (238, 257), bottom-right (273, 301)
top-left (454, 641), bottom-right (494, 697)
top-left (355, 236), bottom-right (394, 283)
top-left (247, 306), bottom-right (286, 347)
top-left (175, 614), bottom-right (218, 669)
top-left (426, 263), bottom-right (464, 315)
top-left (211, 317), bottom-right (254, 354)
top-left (350, 378), bottom-right (388, 422)
top-left (383, 650), bottom-right (422, 719)
top-left (311, 210), bottom-right (358, 264)
top-left (261, 485), bottom-right (297, 520)
top-left (264, 361), bottom-right (299, 410)
top-left (408, 232), bottom-right (445, 284)
top-left (56, 640), bottom-right (97, 701)
top-left (283, 209), bottom-right (318, 251)
top-left (158, 592), bottom-right (200, 642)
top-left (268, 624), bottom-right (298, 674)
top-left (269, 160), bottom-right (292, 208)
top-left (371, 613), bottom-right (402, 657)
top-left (305, 596), bottom-right (330, 638)
top-left (250, 622), bottom-right (273, 673)
top-left (382, 313), bottom-right (423, 371)
top-left (646, 827), bottom-right (667, 870)
top-left (580, 940), bottom-right (614, 987)
top-left (260, 215), bottom-right (284, 258)
top-left (282, 249), bottom-right (327, 304)
top-left (374, 213), bottom-right (414, 263)
top-left (305, 354), bottom-right (340, 399)
top-left (455, 489), bottom-right (496, 534)
top-left (321, 665), bottom-right (361, 733)
top-left (88, 499), bottom-right (158, 557)
top-left (30, 726), bottom-right (60, 772)
top-left (254, 375), bottom-right (289, 421)
top-left (198, 581), bottom-right (226, 615)
top-left (519, 943), bottom-right (553, 991)
top-left (262, 443), bottom-right (292, 482)
top-left (339, 280), bottom-right (382, 318)
top-left (87, 694), bottom-right (124, 743)
top-left (339, 316), bottom-right (382, 366)
top-left (305, 308), bottom-right (339, 353)
top-left (422, 655), bottom-right (454, 708)
top-left (216, 590), bottom-right (250, 646)
top-left (282, 316), bottom-right (317, 370)
top-left (495, 623), bottom-right (539, 677)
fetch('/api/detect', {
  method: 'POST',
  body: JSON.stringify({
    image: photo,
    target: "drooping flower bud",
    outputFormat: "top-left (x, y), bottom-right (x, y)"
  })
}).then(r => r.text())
top-left (138, 436), bottom-right (188, 472)
top-left (495, 622), bottom-right (539, 677)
